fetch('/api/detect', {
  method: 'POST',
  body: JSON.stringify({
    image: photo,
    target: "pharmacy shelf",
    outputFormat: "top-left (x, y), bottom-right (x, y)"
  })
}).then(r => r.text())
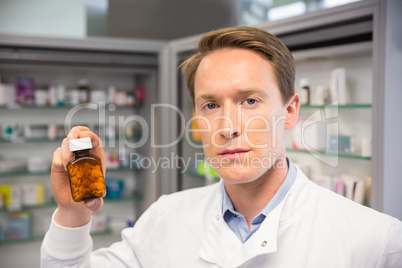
top-left (0, 167), bottom-right (140, 178)
top-left (104, 194), bottom-right (142, 203)
top-left (0, 229), bottom-right (116, 246)
top-left (300, 104), bottom-right (372, 109)
top-left (186, 170), bottom-right (205, 179)
top-left (186, 170), bottom-right (220, 181)
top-left (0, 137), bottom-right (64, 144)
top-left (0, 194), bottom-right (142, 213)
top-left (0, 135), bottom-right (141, 144)
top-left (0, 104), bottom-right (141, 110)
top-left (0, 33), bottom-right (162, 253)
top-left (286, 148), bottom-right (371, 160)
top-left (107, 166), bottom-right (141, 173)
top-left (0, 194), bottom-right (142, 246)
top-left (0, 202), bottom-right (57, 211)
top-left (0, 170), bottom-right (50, 178)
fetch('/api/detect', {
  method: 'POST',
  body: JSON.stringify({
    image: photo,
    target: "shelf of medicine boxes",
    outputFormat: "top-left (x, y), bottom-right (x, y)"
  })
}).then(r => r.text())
top-left (0, 227), bottom-right (124, 246)
top-left (187, 170), bottom-right (206, 180)
top-left (0, 137), bottom-right (64, 144)
top-left (0, 103), bottom-right (143, 110)
top-left (0, 166), bottom-right (141, 178)
top-left (299, 103), bottom-right (372, 109)
top-left (0, 134), bottom-right (142, 144)
top-left (286, 148), bottom-right (371, 160)
top-left (0, 193), bottom-right (142, 213)
top-left (0, 194), bottom-right (142, 246)
top-left (0, 230), bottom-right (111, 246)
top-left (186, 170), bottom-right (220, 183)
top-left (0, 135), bottom-right (141, 174)
top-left (185, 137), bottom-right (206, 179)
top-left (290, 103), bottom-right (372, 160)
top-left (183, 148), bottom-right (371, 165)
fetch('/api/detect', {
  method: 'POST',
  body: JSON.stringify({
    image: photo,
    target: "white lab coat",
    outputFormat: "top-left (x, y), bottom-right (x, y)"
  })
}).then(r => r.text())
top-left (41, 167), bottom-right (402, 267)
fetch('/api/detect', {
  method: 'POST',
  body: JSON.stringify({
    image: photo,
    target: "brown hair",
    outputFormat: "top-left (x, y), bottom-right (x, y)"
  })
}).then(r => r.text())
top-left (180, 26), bottom-right (295, 104)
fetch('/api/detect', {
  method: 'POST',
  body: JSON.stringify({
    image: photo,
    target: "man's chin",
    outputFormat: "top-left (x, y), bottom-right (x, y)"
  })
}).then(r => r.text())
top-left (218, 169), bottom-right (263, 185)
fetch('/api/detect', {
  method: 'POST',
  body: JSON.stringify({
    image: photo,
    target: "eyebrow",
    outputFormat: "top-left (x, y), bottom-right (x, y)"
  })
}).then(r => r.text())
top-left (195, 88), bottom-right (269, 104)
top-left (237, 88), bottom-right (269, 98)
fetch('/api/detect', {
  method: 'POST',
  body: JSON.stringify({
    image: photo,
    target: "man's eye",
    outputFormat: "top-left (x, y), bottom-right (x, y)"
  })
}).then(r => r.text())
top-left (245, 99), bottom-right (257, 105)
top-left (206, 103), bottom-right (216, 110)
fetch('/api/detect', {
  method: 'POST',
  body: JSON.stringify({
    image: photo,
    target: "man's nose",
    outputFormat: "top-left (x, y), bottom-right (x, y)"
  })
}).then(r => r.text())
top-left (218, 105), bottom-right (241, 139)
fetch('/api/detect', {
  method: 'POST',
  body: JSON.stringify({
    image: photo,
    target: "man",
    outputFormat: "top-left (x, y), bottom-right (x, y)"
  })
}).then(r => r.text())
top-left (41, 26), bottom-right (402, 267)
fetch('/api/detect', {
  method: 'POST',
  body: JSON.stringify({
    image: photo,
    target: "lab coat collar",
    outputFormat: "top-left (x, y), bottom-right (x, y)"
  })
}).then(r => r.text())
top-left (198, 180), bottom-right (287, 268)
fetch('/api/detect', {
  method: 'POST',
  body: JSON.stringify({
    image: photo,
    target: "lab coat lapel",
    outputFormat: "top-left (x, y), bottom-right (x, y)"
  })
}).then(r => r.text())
top-left (229, 199), bottom-right (284, 267)
top-left (198, 181), bottom-right (243, 267)
top-left (198, 179), bottom-right (285, 267)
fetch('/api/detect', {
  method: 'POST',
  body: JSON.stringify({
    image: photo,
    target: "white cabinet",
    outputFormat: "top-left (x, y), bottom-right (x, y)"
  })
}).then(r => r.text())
top-left (0, 35), bottom-right (165, 247)
top-left (286, 41), bottom-right (373, 206)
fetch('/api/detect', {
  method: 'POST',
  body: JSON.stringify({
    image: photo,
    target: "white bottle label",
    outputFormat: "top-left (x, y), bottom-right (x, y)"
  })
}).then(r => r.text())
top-left (79, 91), bottom-right (87, 102)
top-left (300, 89), bottom-right (308, 105)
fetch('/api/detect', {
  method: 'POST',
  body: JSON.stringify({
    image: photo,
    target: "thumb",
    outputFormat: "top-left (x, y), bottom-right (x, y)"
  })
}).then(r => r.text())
top-left (84, 198), bottom-right (103, 212)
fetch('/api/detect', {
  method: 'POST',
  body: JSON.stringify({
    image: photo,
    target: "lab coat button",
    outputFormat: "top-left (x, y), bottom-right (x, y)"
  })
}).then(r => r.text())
top-left (216, 215), bottom-right (220, 220)
top-left (261, 241), bottom-right (268, 247)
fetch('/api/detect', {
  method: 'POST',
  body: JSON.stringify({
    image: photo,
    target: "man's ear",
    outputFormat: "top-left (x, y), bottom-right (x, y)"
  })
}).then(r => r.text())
top-left (284, 93), bottom-right (300, 129)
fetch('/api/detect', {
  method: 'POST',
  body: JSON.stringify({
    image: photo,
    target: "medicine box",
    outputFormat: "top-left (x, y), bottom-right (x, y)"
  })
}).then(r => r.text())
top-left (21, 183), bottom-right (45, 206)
top-left (0, 185), bottom-right (22, 210)
top-left (292, 119), bottom-right (327, 151)
top-left (105, 180), bottom-right (124, 199)
top-left (328, 135), bottom-right (355, 153)
top-left (7, 211), bottom-right (31, 240)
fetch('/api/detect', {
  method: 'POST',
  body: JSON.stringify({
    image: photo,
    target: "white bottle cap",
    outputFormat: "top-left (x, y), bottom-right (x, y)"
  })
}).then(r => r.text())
top-left (69, 137), bottom-right (92, 152)
top-left (78, 79), bottom-right (88, 86)
top-left (299, 78), bottom-right (310, 87)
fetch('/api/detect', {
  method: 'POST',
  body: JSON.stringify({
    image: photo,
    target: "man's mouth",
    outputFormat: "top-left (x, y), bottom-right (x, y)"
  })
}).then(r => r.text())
top-left (218, 149), bottom-right (251, 159)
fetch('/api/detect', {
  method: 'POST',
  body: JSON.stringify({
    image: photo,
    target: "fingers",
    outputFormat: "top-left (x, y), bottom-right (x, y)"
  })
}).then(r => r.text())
top-left (67, 126), bottom-right (90, 140)
top-left (52, 147), bottom-right (67, 172)
top-left (73, 130), bottom-right (106, 175)
top-left (61, 126), bottom-right (105, 172)
top-left (66, 127), bottom-right (103, 150)
top-left (76, 130), bottom-right (103, 149)
top-left (62, 126), bottom-right (92, 169)
top-left (84, 198), bottom-right (104, 212)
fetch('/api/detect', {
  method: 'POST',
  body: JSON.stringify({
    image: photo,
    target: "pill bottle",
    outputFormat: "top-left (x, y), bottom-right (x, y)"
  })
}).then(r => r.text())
top-left (77, 79), bottom-right (90, 104)
top-left (299, 78), bottom-right (311, 105)
top-left (67, 137), bottom-right (106, 202)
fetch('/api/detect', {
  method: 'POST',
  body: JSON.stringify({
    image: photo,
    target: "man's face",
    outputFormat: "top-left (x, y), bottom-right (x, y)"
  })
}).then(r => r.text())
top-left (194, 48), bottom-right (297, 184)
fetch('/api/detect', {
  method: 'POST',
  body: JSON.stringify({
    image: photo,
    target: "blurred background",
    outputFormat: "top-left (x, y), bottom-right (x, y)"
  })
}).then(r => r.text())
top-left (0, 0), bottom-right (363, 39)
top-left (0, 0), bottom-right (401, 267)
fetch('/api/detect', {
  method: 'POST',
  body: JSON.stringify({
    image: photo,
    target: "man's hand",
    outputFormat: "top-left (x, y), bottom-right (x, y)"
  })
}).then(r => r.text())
top-left (51, 126), bottom-right (106, 227)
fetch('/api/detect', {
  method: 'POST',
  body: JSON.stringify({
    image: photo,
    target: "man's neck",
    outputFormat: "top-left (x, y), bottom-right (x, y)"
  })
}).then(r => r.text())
top-left (223, 156), bottom-right (289, 230)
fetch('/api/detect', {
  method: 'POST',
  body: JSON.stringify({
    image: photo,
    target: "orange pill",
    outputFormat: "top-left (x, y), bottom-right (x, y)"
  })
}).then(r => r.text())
top-left (76, 169), bottom-right (84, 178)
top-left (89, 183), bottom-right (96, 191)
top-left (70, 176), bottom-right (78, 185)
